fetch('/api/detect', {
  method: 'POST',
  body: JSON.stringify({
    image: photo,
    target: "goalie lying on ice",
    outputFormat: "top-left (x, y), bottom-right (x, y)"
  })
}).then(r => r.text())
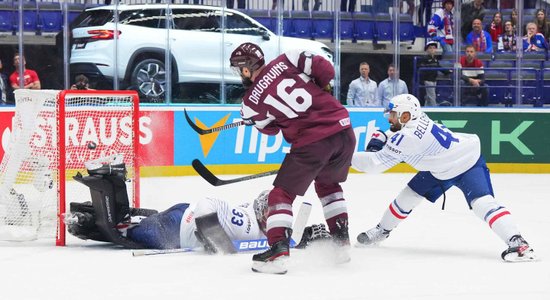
top-left (64, 159), bottom-right (330, 253)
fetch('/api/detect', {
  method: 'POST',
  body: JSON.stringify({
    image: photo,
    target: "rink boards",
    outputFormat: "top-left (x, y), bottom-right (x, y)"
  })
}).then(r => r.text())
top-left (0, 105), bottom-right (549, 175)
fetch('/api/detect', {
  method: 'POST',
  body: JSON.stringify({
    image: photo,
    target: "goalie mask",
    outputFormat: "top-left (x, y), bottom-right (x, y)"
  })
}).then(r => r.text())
top-left (253, 190), bottom-right (270, 234)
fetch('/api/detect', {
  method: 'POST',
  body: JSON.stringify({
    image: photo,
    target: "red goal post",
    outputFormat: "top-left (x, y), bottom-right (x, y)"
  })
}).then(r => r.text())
top-left (0, 90), bottom-right (140, 246)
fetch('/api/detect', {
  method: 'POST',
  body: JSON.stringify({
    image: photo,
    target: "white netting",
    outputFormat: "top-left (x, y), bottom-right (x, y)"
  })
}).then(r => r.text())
top-left (0, 90), bottom-right (139, 244)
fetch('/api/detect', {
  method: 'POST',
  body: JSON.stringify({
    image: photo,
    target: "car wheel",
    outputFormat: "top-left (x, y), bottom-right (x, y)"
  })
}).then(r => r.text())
top-left (130, 58), bottom-right (166, 99)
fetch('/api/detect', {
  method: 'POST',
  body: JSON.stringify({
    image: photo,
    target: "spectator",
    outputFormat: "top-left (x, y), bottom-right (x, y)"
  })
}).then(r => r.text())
top-left (272, 0), bottom-right (284, 10)
top-left (510, 8), bottom-right (518, 32)
top-left (500, 0), bottom-right (514, 9)
top-left (461, 0), bottom-right (485, 42)
top-left (182, 0), bottom-right (200, 4)
top-left (485, 11), bottom-right (504, 43)
top-left (340, 0), bottom-right (356, 12)
top-left (497, 20), bottom-right (517, 52)
top-left (427, 0), bottom-right (454, 54)
top-left (70, 74), bottom-right (95, 91)
top-left (346, 62), bottom-right (378, 107)
top-left (418, 41), bottom-right (451, 106)
top-left (227, 0), bottom-right (246, 9)
top-left (400, 0), bottom-right (415, 18)
top-left (10, 53), bottom-right (40, 91)
top-left (466, 19), bottom-right (493, 53)
top-left (533, 9), bottom-right (550, 41)
top-left (376, 63), bottom-right (409, 108)
top-left (523, 22), bottom-right (549, 53)
top-left (460, 45), bottom-right (488, 106)
top-left (0, 59), bottom-right (9, 104)
top-left (303, 0), bottom-right (321, 11)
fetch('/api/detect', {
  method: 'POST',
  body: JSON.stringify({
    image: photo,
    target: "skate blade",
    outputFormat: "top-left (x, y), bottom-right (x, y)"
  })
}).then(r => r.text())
top-left (251, 257), bottom-right (288, 274)
top-left (503, 250), bottom-right (538, 263)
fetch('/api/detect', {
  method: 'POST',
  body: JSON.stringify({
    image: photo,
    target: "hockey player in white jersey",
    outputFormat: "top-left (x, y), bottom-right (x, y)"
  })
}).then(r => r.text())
top-left (352, 94), bottom-right (536, 262)
top-left (64, 160), bottom-right (330, 252)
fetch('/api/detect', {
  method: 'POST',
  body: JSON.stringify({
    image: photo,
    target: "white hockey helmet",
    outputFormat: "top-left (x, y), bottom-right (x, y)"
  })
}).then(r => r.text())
top-left (253, 190), bottom-right (270, 233)
top-left (386, 94), bottom-right (421, 121)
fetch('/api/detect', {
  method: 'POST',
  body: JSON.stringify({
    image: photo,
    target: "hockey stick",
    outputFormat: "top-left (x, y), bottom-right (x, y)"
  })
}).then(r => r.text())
top-left (192, 159), bottom-right (278, 186)
top-left (132, 248), bottom-right (195, 257)
top-left (132, 202), bottom-right (312, 256)
top-left (184, 108), bottom-right (244, 135)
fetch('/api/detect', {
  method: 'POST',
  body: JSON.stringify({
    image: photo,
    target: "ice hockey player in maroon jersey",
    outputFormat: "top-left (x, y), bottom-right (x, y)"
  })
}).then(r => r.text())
top-left (230, 43), bottom-right (355, 274)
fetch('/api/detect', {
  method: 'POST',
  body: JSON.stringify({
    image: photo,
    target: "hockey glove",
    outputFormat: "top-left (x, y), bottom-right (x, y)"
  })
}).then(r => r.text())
top-left (242, 118), bottom-right (255, 126)
top-left (366, 130), bottom-right (388, 152)
top-left (295, 223), bottom-right (331, 249)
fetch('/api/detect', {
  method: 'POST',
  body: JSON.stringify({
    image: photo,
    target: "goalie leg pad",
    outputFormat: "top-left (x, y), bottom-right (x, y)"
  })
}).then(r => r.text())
top-left (126, 203), bottom-right (188, 249)
top-left (74, 174), bottom-right (144, 249)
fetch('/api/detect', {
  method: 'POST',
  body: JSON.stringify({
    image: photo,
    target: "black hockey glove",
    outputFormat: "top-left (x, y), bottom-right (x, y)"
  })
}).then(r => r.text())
top-left (366, 130), bottom-right (388, 152)
top-left (295, 223), bottom-right (331, 249)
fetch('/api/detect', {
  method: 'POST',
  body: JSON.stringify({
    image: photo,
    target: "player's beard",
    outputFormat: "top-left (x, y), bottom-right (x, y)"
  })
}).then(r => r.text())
top-left (389, 122), bottom-right (401, 132)
top-left (241, 75), bottom-right (253, 89)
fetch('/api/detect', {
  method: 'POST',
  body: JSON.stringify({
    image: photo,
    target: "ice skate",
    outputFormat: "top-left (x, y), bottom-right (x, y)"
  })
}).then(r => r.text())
top-left (251, 240), bottom-right (290, 274)
top-left (501, 235), bottom-right (537, 262)
top-left (331, 218), bottom-right (351, 264)
top-left (356, 224), bottom-right (391, 246)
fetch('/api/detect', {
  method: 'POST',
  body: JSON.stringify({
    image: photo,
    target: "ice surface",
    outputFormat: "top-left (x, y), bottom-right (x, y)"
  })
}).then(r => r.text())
top-left (1, 173), bottom-right (549, 300)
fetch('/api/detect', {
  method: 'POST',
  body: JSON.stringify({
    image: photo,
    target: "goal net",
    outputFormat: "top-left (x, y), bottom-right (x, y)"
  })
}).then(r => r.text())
top-left (0, 90), bottom-right (140, 245)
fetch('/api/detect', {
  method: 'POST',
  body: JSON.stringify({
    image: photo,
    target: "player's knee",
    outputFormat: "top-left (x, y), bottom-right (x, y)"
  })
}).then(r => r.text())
top-left (314, 182), bottom-right (343, 198)
top-left (395, 186), bottom-right (424, 212)
top-left (471, 195), bottom-right (500, 220)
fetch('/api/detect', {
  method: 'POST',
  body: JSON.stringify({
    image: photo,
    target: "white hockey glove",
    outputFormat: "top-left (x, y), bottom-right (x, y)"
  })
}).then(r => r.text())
top-left (366, 130), bottom-right (387, 152)
top-left (296, 223), bottom-right (331, 249)
top-left (242, 118), bottom-right (256, 126)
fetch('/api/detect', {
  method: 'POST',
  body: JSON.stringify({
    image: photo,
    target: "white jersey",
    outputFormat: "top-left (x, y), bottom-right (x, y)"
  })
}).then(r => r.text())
top-left (352, 113), bottom-right (481, 180)
top-left (178, 197), bottom-right (265, 249)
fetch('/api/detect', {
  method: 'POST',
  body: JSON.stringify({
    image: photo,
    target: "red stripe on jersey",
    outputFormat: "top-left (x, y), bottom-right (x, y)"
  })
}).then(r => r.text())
top-left (488, 211), bottom-right (510, 228)
top-left (389, 203), bottom-right (407, 220)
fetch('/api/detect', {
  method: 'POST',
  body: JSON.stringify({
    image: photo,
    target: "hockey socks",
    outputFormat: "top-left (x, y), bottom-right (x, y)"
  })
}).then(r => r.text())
top-left (378, 186), bottom-right (423, 231)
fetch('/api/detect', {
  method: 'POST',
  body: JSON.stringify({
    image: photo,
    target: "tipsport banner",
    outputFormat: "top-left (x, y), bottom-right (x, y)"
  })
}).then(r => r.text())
top-left (175, 107), bottom-right (388, 166)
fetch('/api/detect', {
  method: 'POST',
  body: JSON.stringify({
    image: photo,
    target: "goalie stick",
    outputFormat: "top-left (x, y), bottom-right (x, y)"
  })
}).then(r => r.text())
top-left (132, 202), bottom-right (312, 256)
top-left (192, 159), bottom-right (277, 186)
top-left (184, 108), bottom-right (244, 135)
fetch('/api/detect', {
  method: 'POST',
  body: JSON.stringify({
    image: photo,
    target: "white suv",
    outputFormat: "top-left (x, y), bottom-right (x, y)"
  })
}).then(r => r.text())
top-left (69, 4), bottom-right (333, 100)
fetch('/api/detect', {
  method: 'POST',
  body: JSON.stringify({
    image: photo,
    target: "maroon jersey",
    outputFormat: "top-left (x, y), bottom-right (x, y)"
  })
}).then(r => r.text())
top-left (240, 50), bottom-right (351, 148)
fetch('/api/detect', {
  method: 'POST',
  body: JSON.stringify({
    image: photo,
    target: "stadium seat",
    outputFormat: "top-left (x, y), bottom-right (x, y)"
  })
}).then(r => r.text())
top-left (0, 2), bottom-right (14, 33)
top-left (66, 3), bottom-right (86, 25)
top-left (398, 14), bottom-right (415, 43)
top-left (291, 10), bottom-right (312, 39)
top-left (38, 2), bottom-right (62, 33)
top-left (270, 10), bottom-right (291, 36)
top-left (13, 1), bottom-right (39, 33)
top-left (374, 13), bottom-right (392, 42)
top-left (543, 68), bottom-right (550, 104)
top-left (339, 12), bottom-right (354, 41)
top-left (353, 12), bottom-right (376, 41)
top-left (311, 11), bottom-right (333, 40)
top-left (247, 9), bottom-right (273, 32)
